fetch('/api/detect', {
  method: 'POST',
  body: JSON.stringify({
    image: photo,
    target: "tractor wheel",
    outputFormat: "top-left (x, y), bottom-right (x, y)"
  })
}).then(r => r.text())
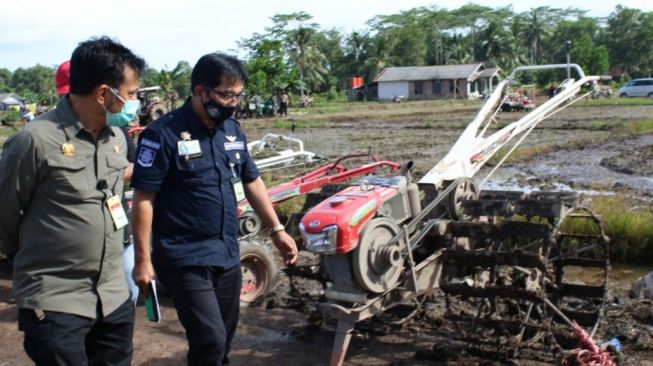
top-left (240, 239), bottom-right (278, 304)
top-left (149, 103), bottom-right (168, 122)
top-left (446, 178), bottom-right (479, 220)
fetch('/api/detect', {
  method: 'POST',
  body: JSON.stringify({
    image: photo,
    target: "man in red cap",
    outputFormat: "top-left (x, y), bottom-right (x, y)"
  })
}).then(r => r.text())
top-left (55, 60), bottom-right (70, 96)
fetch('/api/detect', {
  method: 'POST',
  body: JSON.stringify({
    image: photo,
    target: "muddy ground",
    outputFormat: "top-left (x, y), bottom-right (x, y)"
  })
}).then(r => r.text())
top-left (1, 99), bottom-right (653, 365)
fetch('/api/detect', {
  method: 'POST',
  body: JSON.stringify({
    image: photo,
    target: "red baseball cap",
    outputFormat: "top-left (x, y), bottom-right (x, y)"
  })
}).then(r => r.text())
top-left (55, 60), bottom-right (70, 96)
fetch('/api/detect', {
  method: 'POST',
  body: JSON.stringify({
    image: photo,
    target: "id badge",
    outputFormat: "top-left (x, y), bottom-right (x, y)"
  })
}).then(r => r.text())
top-left (231, 178), bottom-right (246, 202)
top-left (177, 140), bottom-right (203, 159)
top-left (106, 195), bottom-right (129, 229)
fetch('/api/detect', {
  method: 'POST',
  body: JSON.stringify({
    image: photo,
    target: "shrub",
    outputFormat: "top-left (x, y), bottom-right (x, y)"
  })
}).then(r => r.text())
top-left (2, 109), bottom-right (20, 124)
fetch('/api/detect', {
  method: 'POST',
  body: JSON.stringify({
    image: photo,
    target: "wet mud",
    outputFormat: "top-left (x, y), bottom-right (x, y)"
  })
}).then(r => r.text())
top-left (1, 101), bottom-right (653, 365)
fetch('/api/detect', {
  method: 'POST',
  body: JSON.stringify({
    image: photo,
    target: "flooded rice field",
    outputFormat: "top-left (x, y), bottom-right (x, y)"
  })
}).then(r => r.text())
top-left (1, 100), bottom-right (653, 365)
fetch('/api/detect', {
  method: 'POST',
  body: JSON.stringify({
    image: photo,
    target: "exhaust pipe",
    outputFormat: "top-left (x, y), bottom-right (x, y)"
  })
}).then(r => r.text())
top-left (399, 161), bottom-right (414, 183)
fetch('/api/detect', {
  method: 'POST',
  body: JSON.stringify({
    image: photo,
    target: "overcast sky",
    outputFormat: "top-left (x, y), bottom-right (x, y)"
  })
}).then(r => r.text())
top-left (1, 0), bottom-right (652, 71)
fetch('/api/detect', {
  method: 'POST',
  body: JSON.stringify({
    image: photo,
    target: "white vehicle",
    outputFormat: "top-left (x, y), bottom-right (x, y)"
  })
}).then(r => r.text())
top-left (618, 78), bottom-right (653, 98)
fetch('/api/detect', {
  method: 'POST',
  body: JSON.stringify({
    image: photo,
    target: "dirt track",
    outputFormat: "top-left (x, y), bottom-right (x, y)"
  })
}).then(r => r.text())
top-left (1, 100), bottom-right (653, 365)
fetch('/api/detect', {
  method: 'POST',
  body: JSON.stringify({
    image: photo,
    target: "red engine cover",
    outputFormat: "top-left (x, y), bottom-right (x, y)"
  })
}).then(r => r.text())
top-left (301, 185), bottom-right (399, 254)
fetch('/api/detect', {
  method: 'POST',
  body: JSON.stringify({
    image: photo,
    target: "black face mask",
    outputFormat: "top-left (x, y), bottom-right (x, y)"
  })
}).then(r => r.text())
top-left (203, 98), bottom-right (235, 124)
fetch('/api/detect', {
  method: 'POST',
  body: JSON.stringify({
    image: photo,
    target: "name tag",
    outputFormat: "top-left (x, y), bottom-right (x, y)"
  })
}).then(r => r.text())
top-left (224, 141), bottom-right (244, 150)
top-left (106, 195), bottom-right (128, 229)
top-left (231, 178), bottom-right (246, 202)
top-left (177, 140), bottom-right (202, 156)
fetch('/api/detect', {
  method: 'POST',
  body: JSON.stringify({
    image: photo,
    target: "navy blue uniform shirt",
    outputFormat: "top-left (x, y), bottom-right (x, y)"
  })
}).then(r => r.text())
top-left (131, 99), bottom-right (259, 269)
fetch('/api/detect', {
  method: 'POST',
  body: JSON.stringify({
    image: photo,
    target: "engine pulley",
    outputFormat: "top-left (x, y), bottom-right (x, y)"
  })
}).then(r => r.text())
top-left (352, 217), bottom-right (404, 293)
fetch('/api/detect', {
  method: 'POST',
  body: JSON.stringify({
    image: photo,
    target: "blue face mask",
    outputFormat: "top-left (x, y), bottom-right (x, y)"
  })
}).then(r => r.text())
top-left (105, 88), bottom-right (140, 127)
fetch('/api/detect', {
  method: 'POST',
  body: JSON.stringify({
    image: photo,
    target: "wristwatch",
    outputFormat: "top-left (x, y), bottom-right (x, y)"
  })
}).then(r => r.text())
top-left (270, 224), bottom-right (285, 234)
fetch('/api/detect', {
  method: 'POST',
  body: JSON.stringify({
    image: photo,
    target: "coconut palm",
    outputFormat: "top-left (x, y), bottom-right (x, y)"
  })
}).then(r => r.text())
top-left (287, 27), bottom-right (329, 97)
top-left (515, 7), bottom-right (564, 64)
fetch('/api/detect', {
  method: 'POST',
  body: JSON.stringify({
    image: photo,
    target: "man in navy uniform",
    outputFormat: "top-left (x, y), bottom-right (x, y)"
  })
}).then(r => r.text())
top-left (131, 53), bottom-right (297, 365)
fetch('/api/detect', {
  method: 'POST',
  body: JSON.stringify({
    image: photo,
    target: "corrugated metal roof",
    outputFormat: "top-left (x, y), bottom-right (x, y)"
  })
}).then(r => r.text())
top-left (0, 93), bottom-right (22, 104)
top-left (374, 63), bottom-right (483, 82)
top-left (478, 67), bottom-right (501, 78)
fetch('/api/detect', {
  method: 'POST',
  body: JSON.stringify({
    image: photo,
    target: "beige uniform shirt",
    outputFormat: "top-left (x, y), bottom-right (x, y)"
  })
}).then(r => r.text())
top-left (0, 97), bottom-right (129, 319)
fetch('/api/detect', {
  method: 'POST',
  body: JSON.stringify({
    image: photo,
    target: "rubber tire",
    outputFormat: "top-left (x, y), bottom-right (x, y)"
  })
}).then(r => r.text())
top-left (149, 104), bottom-right (168, 122)
top-left (620, 93), bottom-right (628, 98)
top-left (239, 239), bottom-right (278, 304)
top-left (447, 178), bottom-right (479, 220)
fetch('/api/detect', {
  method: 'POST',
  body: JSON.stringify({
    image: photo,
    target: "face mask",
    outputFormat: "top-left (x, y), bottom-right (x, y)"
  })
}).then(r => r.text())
top-left (203, 91), bottom-right (235, 124)
top-left (105, 88), bottom-right (140, 127)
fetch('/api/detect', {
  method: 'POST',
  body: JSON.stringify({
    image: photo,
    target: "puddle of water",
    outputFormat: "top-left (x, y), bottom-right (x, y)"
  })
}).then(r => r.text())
top-left (474, 134), bottom-right (653, 195)
top-left (478, 167), bottom-right (616, 197)
top-left (609, 264), bottom-right (653, 285)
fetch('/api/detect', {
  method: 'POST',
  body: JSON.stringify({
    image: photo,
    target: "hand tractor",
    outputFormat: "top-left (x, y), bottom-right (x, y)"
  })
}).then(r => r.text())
top-left (299, 64), bottom-right (612, 365)
top-left (238, 151), bottom-right (401, 303)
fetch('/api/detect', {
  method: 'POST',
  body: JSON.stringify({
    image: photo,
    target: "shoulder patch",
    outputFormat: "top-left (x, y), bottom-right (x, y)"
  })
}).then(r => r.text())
top-left (224, 141), bottom-right (245, 150)
top-left (137, 147), bottom-right (157, 167)
top-left (140, 138), bottom-right (160, 150)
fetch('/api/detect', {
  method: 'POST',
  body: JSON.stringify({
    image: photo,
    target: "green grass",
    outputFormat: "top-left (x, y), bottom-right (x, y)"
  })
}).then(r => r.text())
top-left (490, 135), bottom-right (602, 164)
top-left (577, 97), bottom-right (653, 107)
top-left (587, 120), bottom-right (609, 131)
top-left (0, 125), bottom-right (21, 149)
top-left (0, 127), bottom-right (19, 137)
top-left (559, 195), bottom-right (653, 263)
top-left (614, 119), bottom-right (653, 134)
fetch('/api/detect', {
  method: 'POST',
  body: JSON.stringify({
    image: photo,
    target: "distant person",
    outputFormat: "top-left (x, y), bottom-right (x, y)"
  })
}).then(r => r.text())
top-left (548, 84), bottom-right (556, 99)
top-left (36, 101), bottom-right (47, 115)
top-left (131, 52), bottom-right (298, 365)
top-left (56, 58), bottom-right (140, 304)
top-left (0, 36), bottom-right (145, 365)
top-left (19, 104), bottom-right (34, 122)
top-left (278, 91), bottom-right (289, 116)
top-left (55, 60), bottom-right (71, 96)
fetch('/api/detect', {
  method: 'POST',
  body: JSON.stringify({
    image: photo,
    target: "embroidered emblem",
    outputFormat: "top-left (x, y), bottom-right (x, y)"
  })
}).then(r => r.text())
top-left (113, 145), bottom-right (121, 154)
top-left (180, 131), bottom-right (191, 141)
top-left (225, 135), bottom-right (237, 142)
top-left (235, 152), bottom-right (240, 160)
top-left (137, 147), bottom-right (157, 167)
top-left (61, 142), bottom-right (75, 156)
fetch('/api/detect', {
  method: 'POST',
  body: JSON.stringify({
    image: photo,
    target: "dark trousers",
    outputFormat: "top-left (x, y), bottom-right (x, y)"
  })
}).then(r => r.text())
top-left (278, 102), bottom-right (288, 116)
top-left (18, 299), bottom-right (134, 366)
top-left (157, 264), bottom-right (241, 366)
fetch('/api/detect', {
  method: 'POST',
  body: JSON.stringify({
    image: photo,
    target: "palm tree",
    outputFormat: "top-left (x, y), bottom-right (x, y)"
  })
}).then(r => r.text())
top-left (516, 7), bottom-right (561, 64)
top-left (445, 34), bottom-right (472, 64)
top-left (479, 19), bottom-right (527, 70)
top-left (361, 36), bottom-right (391, 83)
top-left (287, 27), bottom-right (329, 97)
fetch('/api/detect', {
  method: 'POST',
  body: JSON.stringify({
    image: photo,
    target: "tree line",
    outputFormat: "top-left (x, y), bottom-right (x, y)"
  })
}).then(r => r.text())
top-left (2, 4), bottom-right (652, 104)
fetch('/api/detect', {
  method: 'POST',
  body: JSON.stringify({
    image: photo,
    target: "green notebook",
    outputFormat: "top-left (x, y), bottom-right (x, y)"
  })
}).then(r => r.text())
top-left (145, 280), bottom-right (161, 323)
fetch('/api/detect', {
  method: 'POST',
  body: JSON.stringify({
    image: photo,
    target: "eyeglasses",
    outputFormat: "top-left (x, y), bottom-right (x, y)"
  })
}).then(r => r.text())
top-left (204, 86), bottom-right (246, 101)
top-left (109, 87), bottom-right (138, 102)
